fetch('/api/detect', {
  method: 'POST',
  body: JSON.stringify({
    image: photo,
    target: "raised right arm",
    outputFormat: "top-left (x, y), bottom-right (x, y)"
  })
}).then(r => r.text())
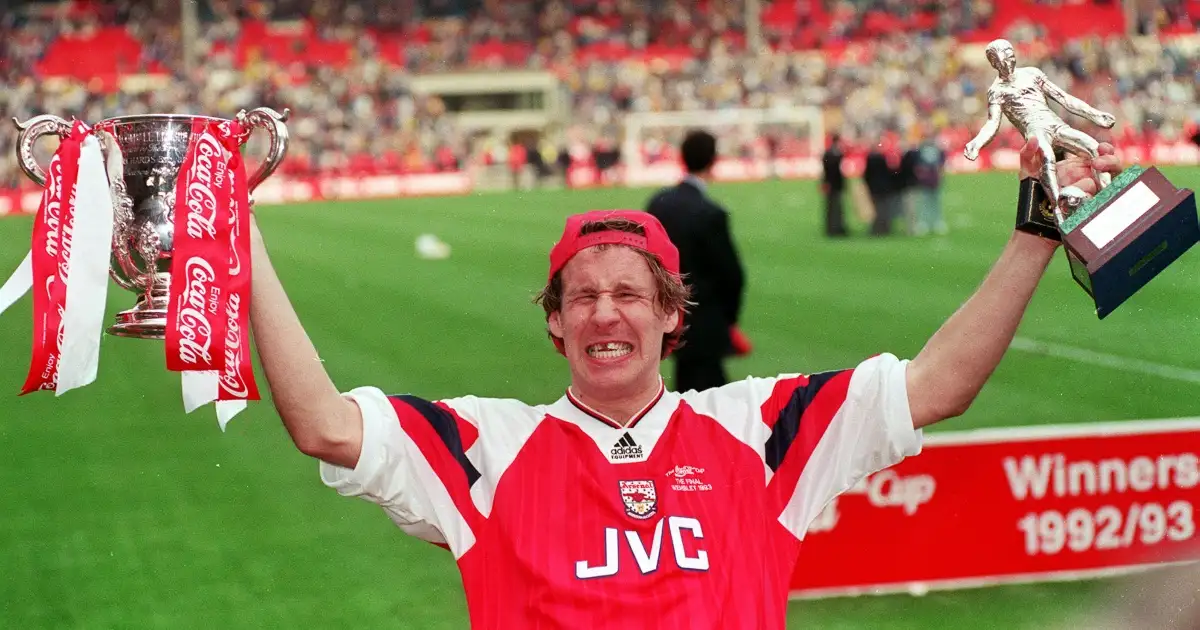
top-left (249, 216), bottom-right (363, 468)
top-left (965, 90), bottom-right (1003, 160)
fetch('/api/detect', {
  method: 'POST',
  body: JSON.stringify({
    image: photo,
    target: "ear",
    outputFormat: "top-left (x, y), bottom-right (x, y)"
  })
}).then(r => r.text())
top-left (665, 307), bottom-right (680, 334)
top-left (548, 310), bottom-right (564, 339)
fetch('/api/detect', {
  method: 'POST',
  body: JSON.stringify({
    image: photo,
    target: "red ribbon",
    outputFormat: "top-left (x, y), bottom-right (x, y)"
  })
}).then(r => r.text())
top-left (165, 119), bottom-right (260, 403)
top-left (216, 120), bottom-right (259, 403)
top-left (22, 122), bottom-right (90, 394)
top-left (166, 120), bottom-right (231, 374)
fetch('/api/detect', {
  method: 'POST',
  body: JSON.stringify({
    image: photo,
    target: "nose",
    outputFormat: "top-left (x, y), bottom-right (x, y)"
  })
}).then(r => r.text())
top-left (590, 294), bottom-right (621, 327)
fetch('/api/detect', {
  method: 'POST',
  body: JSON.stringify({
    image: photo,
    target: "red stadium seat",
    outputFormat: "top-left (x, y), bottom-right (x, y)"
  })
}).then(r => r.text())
top-left (34, 26), bottom-right (168, 86)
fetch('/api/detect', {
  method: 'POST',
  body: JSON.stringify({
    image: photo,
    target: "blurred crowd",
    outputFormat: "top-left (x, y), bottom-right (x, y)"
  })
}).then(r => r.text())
top-left (1, 0), bottom-right (1198, 190)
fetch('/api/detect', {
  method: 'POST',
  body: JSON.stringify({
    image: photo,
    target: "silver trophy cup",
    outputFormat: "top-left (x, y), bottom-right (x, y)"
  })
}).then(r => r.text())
top-left (12, 108), bottom-right (289, 339)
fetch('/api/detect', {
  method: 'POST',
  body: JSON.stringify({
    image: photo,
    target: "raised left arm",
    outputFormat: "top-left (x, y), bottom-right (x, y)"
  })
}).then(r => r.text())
top-left (1036, 70), bottom-right (1115, 128)
top-left (905, 231), bottom-right (1055, 428)
top-left (905, 139), bottom-right (1123, 429)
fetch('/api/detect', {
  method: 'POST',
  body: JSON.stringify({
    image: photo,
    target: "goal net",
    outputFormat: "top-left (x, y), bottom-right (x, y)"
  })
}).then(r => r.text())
top-left (619, 107), bottom-right (825, 188)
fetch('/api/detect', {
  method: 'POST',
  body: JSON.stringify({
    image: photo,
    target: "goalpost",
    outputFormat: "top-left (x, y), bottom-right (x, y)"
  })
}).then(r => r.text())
top-left (620, 106), bottom-right (825, 187)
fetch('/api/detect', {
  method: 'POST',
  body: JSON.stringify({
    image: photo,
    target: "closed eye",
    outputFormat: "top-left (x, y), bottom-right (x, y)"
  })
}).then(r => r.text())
top-left (567, 288), bottom-right (651, 304)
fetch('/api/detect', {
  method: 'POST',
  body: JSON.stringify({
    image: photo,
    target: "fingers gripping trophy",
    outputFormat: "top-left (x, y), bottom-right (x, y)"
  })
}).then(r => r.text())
top-left (0, 108), bottom-right (290, 427)
top-left (965, 39), bottom-right (1198, 319)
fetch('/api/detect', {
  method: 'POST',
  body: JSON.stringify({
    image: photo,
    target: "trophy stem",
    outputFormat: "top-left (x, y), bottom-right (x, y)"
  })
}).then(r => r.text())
top-left (108, 275), bottom-right (169, 340)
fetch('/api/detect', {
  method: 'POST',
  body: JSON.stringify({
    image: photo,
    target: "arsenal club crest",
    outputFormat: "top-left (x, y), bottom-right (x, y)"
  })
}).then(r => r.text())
top-left (619, 479), bottom-right (657, 520)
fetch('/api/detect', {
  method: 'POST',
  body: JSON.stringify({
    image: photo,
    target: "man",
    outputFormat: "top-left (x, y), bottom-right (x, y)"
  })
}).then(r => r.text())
top-left (863, 134), bottom-right (903, 236)
top-left (820, 133), bottom-right (849, 237)
top-left (645, 130), bottom-right (747, 392)
top-left (964, 38), bottom-right (1117, 205)
top-left (246, 139), bottom-right (1122, 629)
top-left (908, 132), bottom-right (949, 236)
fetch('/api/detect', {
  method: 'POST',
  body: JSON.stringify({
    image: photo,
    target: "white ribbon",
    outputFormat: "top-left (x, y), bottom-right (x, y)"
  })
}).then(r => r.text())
top-left (180, 364), bottom-right (249, 431)
top-left (0, 251), bottom-right (33, 317)
top-left (216, 400), bottom-right (248, 432)
top-left (182, 370), bottom-right (219, 413)
top-left (56, 134), bottom-right (115, 396)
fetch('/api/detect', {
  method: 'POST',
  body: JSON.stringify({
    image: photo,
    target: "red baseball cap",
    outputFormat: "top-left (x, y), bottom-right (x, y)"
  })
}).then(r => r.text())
top-left (545, 209), bottom-right (684, 358)
top-left (547, 209), bottom-right (680, 282)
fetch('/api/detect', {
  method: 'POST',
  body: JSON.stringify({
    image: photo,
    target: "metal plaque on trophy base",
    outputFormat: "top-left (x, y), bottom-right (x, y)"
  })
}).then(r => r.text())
top-left (1057, 166), bottom-right (1198, 319)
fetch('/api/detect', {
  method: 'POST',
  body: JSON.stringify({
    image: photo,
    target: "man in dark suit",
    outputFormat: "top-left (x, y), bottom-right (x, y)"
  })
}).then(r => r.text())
top-left (821, 134), bottom-right (849, 237)
top-left (646, 130), bottom-right (748, 393)
top-left (864, 134), bottom-right (903, 236)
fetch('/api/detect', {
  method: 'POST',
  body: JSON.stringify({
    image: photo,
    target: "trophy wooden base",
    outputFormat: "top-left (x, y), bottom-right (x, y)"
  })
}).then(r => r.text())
top-left (1058, 166), bottom-right (1198, 319)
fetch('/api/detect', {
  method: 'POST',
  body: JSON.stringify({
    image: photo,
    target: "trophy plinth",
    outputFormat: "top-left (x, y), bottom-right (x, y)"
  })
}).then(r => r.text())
top-left (1058, 166), bottom-right (1199, 319)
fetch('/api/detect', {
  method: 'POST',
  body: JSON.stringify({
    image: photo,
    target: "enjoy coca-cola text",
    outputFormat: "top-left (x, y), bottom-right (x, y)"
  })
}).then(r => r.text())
top-left (176, 257), bottom-right (218, 365)
top-left (219, 292), bottom-right (249, 397)
top-left (55, 182), bottom-right (78, 284)
top-left (42, 155), bottom-right (64, 260)
top-left (184, 133), bottom-right (227, 240)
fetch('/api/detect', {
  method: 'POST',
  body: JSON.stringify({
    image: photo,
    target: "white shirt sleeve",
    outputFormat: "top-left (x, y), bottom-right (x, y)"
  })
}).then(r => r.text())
top-left (318, 386), bottom-right (473, 551)
top-left (779, 353), bottom-right (924, 539)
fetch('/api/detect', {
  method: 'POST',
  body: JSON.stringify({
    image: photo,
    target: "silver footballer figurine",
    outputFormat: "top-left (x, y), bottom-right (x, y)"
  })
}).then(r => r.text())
top-left (965, 38), bottom-right (1117, 215)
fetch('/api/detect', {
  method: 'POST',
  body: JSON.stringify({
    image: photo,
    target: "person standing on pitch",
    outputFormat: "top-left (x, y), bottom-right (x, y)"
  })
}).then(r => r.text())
top-left (645, 129), bottom-right (749, 392)
top-left (821, 133), bottom-right (849, 237)
top-left (244, 137), bottom-right (1122, 630)
top-left (910, 131), bottom-right (949, 236)
top-left (864, 133), bottom-right (903, 236)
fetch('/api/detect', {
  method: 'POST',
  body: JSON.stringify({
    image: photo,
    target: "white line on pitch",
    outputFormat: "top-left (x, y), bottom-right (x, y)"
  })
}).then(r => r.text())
top-left (1009, 337), bottom-right (1200, 385)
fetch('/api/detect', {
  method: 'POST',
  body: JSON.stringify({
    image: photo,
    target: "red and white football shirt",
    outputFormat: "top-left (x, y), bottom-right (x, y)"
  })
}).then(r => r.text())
top-left (320, 353), bottom-right (923, 629)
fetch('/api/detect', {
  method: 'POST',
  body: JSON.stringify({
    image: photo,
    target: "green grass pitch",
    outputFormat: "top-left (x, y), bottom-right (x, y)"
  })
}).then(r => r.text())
top-left (1, 168), bottom-right (1198, 628)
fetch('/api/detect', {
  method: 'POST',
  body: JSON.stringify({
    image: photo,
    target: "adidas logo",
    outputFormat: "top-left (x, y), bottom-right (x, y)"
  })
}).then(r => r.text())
top-left (610, 433), bottom-right (644, 461)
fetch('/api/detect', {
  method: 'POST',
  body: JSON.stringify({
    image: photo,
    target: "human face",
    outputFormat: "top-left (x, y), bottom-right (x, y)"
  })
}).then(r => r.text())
top-left (994, 44), bottom-right (1016, 77)
top-left (548, 246), bottom-right (679, 399)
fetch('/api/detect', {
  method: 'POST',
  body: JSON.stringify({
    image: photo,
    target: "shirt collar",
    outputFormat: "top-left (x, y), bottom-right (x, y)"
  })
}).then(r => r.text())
top-left (683, 174), bottom-right (707, 194)
top-left (565, 377), bottom-right (667, 430)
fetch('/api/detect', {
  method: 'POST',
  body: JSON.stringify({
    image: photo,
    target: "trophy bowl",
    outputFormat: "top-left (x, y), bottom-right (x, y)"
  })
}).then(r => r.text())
top-left (12, 108), bottom-right (289, 339)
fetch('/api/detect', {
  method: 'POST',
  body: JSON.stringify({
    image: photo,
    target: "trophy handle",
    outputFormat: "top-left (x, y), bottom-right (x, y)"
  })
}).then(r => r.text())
top-left (235, 107), bottom-right (290, 198)
top-left (12, 115), bottom-right (73, 187)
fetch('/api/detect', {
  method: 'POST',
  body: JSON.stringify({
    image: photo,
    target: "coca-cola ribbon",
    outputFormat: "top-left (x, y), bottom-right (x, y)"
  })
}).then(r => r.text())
top-left (22, 125), bottom-right (83, 394)
top-left (168, 119), bottom-right (259, 430)
top-left (215, 119), bottom-right (260, 427)
top-left (0, 121), bottom-right (114, 396)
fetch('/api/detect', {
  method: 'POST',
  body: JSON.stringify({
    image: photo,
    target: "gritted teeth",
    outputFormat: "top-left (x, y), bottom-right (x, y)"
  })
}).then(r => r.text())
top-left (586, 342), bottom-right (633, 358)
